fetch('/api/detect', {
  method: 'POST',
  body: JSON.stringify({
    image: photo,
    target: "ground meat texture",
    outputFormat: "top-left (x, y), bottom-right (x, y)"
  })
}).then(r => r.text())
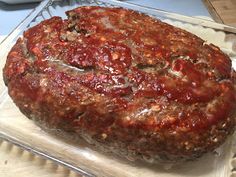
top-left (3, 6), bottom-right (236, 163)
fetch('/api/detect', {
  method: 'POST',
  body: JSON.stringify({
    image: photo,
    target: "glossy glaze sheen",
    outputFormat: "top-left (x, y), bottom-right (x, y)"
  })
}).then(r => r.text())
top-left (3, 6), bottom-right (236, 162)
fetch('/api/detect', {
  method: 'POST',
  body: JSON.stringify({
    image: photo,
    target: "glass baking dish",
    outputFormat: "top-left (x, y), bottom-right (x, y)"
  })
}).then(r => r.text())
top-left (0, 0), bottom-right (235, 176)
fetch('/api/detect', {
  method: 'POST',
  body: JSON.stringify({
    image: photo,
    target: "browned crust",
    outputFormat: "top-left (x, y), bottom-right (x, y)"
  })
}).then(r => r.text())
top-left (3, 6), bottom-right (236, 162)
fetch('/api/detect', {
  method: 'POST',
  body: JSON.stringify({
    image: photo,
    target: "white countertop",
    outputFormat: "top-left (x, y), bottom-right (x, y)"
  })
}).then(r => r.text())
top-left (0, 2), bottom-right (37, 36)
top-left (0, 1), bottom-right (211, 176)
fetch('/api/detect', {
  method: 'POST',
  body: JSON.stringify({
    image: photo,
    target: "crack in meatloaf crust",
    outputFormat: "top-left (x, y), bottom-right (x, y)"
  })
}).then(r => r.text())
top-left (3, 6), bottom-right (236, 162)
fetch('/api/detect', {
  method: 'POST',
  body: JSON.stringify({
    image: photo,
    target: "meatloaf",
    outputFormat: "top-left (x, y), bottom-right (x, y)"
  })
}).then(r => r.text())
top-left (3, 6), bottom-right (236, 162)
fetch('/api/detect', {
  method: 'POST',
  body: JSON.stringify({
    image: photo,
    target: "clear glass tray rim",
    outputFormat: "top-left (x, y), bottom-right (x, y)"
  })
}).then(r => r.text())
top-left (0, 0), bottom-right (235, 176)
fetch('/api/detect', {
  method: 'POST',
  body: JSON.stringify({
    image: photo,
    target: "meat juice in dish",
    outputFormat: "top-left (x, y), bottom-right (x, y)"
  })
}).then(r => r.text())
top-left (3, 6), bottom-right (236, 163)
